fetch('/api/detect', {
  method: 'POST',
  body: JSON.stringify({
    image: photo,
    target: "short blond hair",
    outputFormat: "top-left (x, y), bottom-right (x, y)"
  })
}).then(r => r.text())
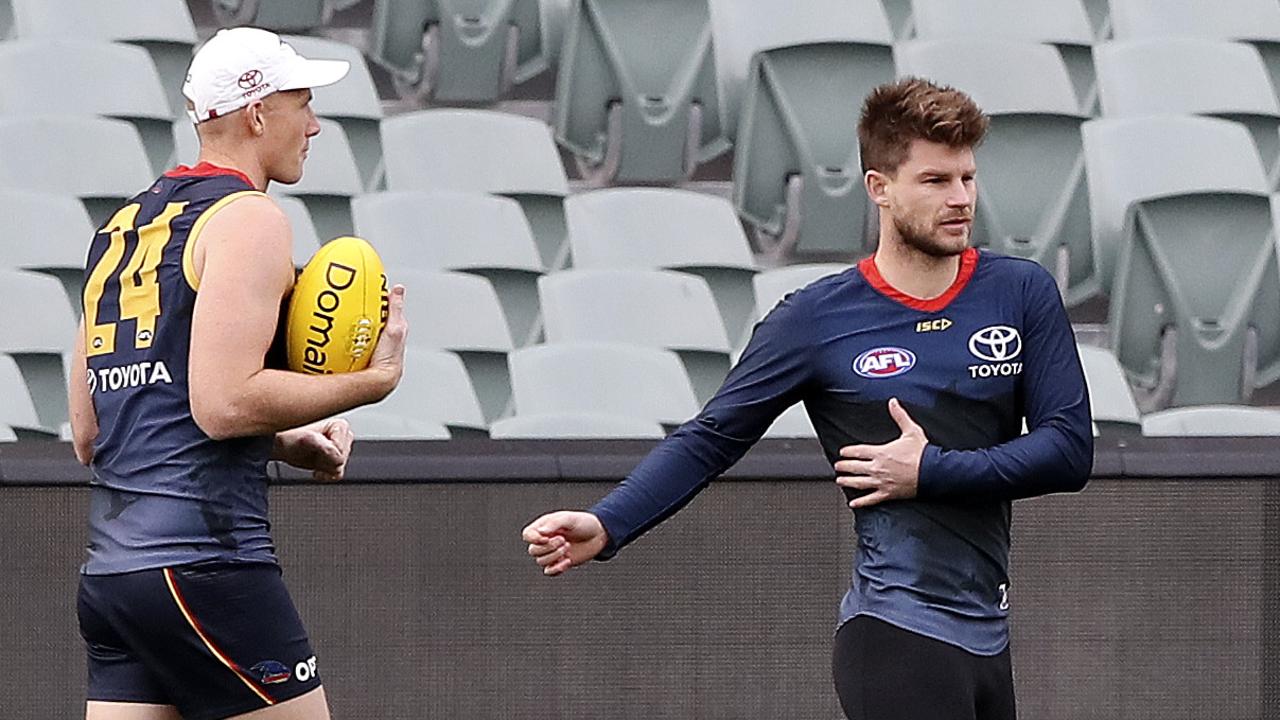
top-left (858, 77), bottom-right (989, 175)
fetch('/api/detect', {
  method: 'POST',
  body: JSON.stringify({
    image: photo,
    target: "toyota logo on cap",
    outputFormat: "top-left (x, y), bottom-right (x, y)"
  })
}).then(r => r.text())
top-left (238, 69), bottom-right (264, 89)
top-left (968, 325), bottom-right (1022, 362)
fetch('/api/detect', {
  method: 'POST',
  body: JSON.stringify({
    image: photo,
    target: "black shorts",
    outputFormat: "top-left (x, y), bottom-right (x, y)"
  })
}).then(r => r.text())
top-left (832, 615), bottom-right (1016, 720)
top-left (77, 560), bottom-right (320, 720)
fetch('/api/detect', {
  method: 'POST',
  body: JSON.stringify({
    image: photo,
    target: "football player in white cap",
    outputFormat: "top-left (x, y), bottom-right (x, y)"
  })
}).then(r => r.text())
top-left (70, 27), bottom-right (407, 720)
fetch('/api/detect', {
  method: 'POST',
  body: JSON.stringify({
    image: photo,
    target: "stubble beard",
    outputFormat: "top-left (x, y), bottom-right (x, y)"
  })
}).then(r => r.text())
top-left (892, 213), bottom-right (969, 258)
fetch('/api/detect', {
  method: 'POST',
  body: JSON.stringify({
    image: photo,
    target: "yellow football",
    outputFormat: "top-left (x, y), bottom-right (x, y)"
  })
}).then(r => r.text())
top-left (285, 236), bottom-right (387, 374)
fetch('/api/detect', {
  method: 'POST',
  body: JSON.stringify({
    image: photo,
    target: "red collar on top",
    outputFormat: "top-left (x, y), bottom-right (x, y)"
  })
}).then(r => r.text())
top-left (857, 247), bottom-right (980, 313)
top-left (164, 161), bottom-right (255, 189)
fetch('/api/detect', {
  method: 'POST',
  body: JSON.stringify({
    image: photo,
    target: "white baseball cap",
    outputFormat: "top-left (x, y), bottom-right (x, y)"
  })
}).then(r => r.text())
top-left (183, 27), bottom-right (349, 124)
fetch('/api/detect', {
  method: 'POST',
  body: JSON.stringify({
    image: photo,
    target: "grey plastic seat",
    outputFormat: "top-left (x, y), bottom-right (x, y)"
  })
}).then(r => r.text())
top-left (896, 40), bottom-right (1097, 307)
top-left (0, 190), bottom-right (96, 313)
top-left (508, 342), bottom-right (699, 427)
top-left (911, 0), bottom-right (1097, 113)
top-left (0, 40), bottom-right (174, 174)
top-left (1083, 116), bottom-right (1279, 407)
top-left (751, 263), bottom-right (849, 321)
top-left (0, 0), bottom-right (197, 117)
top-left (0, 354), bottom-right (55, 438)
top-left (710, 0), bottom-right (892, 137)
top-left (337, 407), bottom-right (452, 440)
top-left (381, 110), bottom-right (569, 267)
top-left (212, 0), bottom-right (328, 31)
top-left (1141, 405), bottom-right (1280, 437)
top-left (0, 116), bottom-right (152, 225)
top-left (1109, 0), bottom-right (1280, 98)
top-left (1095, 39), bottom-right (1280, 187)
top-left (553, 0), bottom-right (729, 184)
top-left (0, 270), bottom-right (75, 429)
top-left (1077, 345), bottom-right (1141, 429)
top-left (352, 190), bottom-right (545, 346)
top-left (371, 0), bottom-right (554, 103)
top-left (397, 268), bottom-right (515, 422)
top-left (565, 188), bottom-right (758, 345)
top-left (284, 36), bottom-right (385, 191)
top-left (762, 402), bottom-right (816, 438)
top-left (732, 39), bottom-right (894, 259)
top-left (490, 412), bottom-right (665, 439)
top-left (0, 421), bottom-right (15, 442)
top-left (539, 268), bottom-right (731, 403)
top-left (366, 348), bottom-right (488, 437)
top-left (271, 119), bottom-right (362, 242)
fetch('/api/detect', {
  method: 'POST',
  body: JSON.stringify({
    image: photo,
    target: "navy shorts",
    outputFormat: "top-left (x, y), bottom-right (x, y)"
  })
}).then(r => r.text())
top-left (77, 560), bottom-right (321, 720)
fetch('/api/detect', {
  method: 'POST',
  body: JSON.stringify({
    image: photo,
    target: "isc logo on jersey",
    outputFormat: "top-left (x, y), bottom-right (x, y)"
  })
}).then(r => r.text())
top-left (853, 347), bottom-right (916, 378)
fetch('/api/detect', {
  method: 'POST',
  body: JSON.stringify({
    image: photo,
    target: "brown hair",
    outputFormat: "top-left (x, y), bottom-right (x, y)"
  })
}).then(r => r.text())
top-left (858, 77), bottom-right (989, 176)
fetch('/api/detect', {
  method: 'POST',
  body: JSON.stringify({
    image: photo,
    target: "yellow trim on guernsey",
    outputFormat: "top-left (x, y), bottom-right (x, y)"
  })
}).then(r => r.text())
top-left (182, 190), bottom-right (270, 291)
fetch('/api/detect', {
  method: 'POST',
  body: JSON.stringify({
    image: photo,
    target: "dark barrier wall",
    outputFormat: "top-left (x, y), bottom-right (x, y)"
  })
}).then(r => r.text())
top-left (1, 439), bottom-right (1277, 720)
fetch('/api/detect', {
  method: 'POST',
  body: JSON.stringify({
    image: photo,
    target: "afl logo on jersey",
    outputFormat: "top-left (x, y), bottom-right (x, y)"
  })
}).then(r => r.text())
top-left (853, 347), bottom-right (916, 378)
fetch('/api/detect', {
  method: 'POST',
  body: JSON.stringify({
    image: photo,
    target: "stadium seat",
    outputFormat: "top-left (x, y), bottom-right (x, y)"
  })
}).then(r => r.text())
top-left (751, 263), bottom-right (849, 322)
top-left (367, 348), bottom-right (488, 437)
top-left (271, 118), bottom-right (363, 242)
top-left (337, 407), bottom-right (452, 440)
top-left (1076, 345), bottom-right (1141, 430)
top-left (1141, 405), bottom-right (1280, 437)
top-left (507, 342), bottom-right (699, 428)
top-left (1108, 0), bottom-right (1280, 99)
top-left (0, 422), bottom-right (15, 442)
top-left (0, 354), bottom-right (55, 438)
top-left (212, 0), bottom-right (329, 31)
top-left (0, 116), bottom-right (152, 225)
top-left (283, 36), bottom-right (385, 192)
top-left (1083, 116), bottom-right (1280, 407)
top-left (489, 412), bottom-right (666, 439)
top-left (352, 190), bottom-right (546, 346)
top-left (381, 109), bottom-right (569, 267)
top-left (911, 0), bottom-right (1097, 113)
top-left (762, 402), bottom-right (817, 438)
top-left (553, 0), bottom-right (729, 184)
top-left (1095, 39), bottom-right (1280, 187)
top-left (0, 0), bottom-right (198, 117)
top-left (0, 40), bottom-right (174, 174)
top-left (539, 268), bottom-right (731, 403)
top-left (370, 0), bottom-right (555, 103)
top-left (709, 0), bottom-right (892, 138)
top-left (895, 40), bottom-right (1098, 307)
top-left (732, 40), bottom-right (893, 259)
top-left (396, 268), bottom-right (515, 422)
top-left (0, 269), bottom-right (75, 430)
top-left (565, 188), bottom-right (759, 345)
top-left (0, 189), bottom-right (96, 314)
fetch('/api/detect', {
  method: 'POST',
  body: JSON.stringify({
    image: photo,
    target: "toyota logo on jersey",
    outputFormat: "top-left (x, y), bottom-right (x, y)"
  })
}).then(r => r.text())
top-left (853, 347), bottom-right (916, 378)
top-left (968, 325), bottom-right (1021, 362)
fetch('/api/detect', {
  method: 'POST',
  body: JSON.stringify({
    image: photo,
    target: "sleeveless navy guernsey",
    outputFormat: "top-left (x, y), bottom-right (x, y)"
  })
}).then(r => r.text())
top-left (82, 164), bottom-right (277, 575)
top-left (589, 248), bottom-right (1093, 656)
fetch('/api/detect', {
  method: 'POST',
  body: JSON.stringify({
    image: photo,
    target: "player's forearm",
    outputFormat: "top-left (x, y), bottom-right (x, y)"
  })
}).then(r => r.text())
top-left (193, 367), bottom-right (393, 440)
top-left (916, 417), bottom-right (1093, 501)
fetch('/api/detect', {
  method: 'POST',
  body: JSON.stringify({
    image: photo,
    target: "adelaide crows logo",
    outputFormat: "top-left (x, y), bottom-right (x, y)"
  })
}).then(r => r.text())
top-left (250, 660), bottom-right (292, 685)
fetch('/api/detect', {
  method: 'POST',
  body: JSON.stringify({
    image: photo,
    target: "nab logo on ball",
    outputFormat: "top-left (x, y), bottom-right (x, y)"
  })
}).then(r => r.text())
top-left (853, 347), bottom-right (916, 378)
top-left (286, 237), bottom-right (387, 375)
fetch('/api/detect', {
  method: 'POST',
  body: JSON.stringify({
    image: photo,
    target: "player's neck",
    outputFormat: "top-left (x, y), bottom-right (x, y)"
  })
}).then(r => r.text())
top-left (871, 234), bottom-right (964, 300)
top-left (194, 148), bottom-right (268, 191)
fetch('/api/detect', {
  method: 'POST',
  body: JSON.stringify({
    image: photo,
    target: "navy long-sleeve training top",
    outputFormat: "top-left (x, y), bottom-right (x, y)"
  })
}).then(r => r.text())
top-left (589, 248), bottom-right (1093, 655)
